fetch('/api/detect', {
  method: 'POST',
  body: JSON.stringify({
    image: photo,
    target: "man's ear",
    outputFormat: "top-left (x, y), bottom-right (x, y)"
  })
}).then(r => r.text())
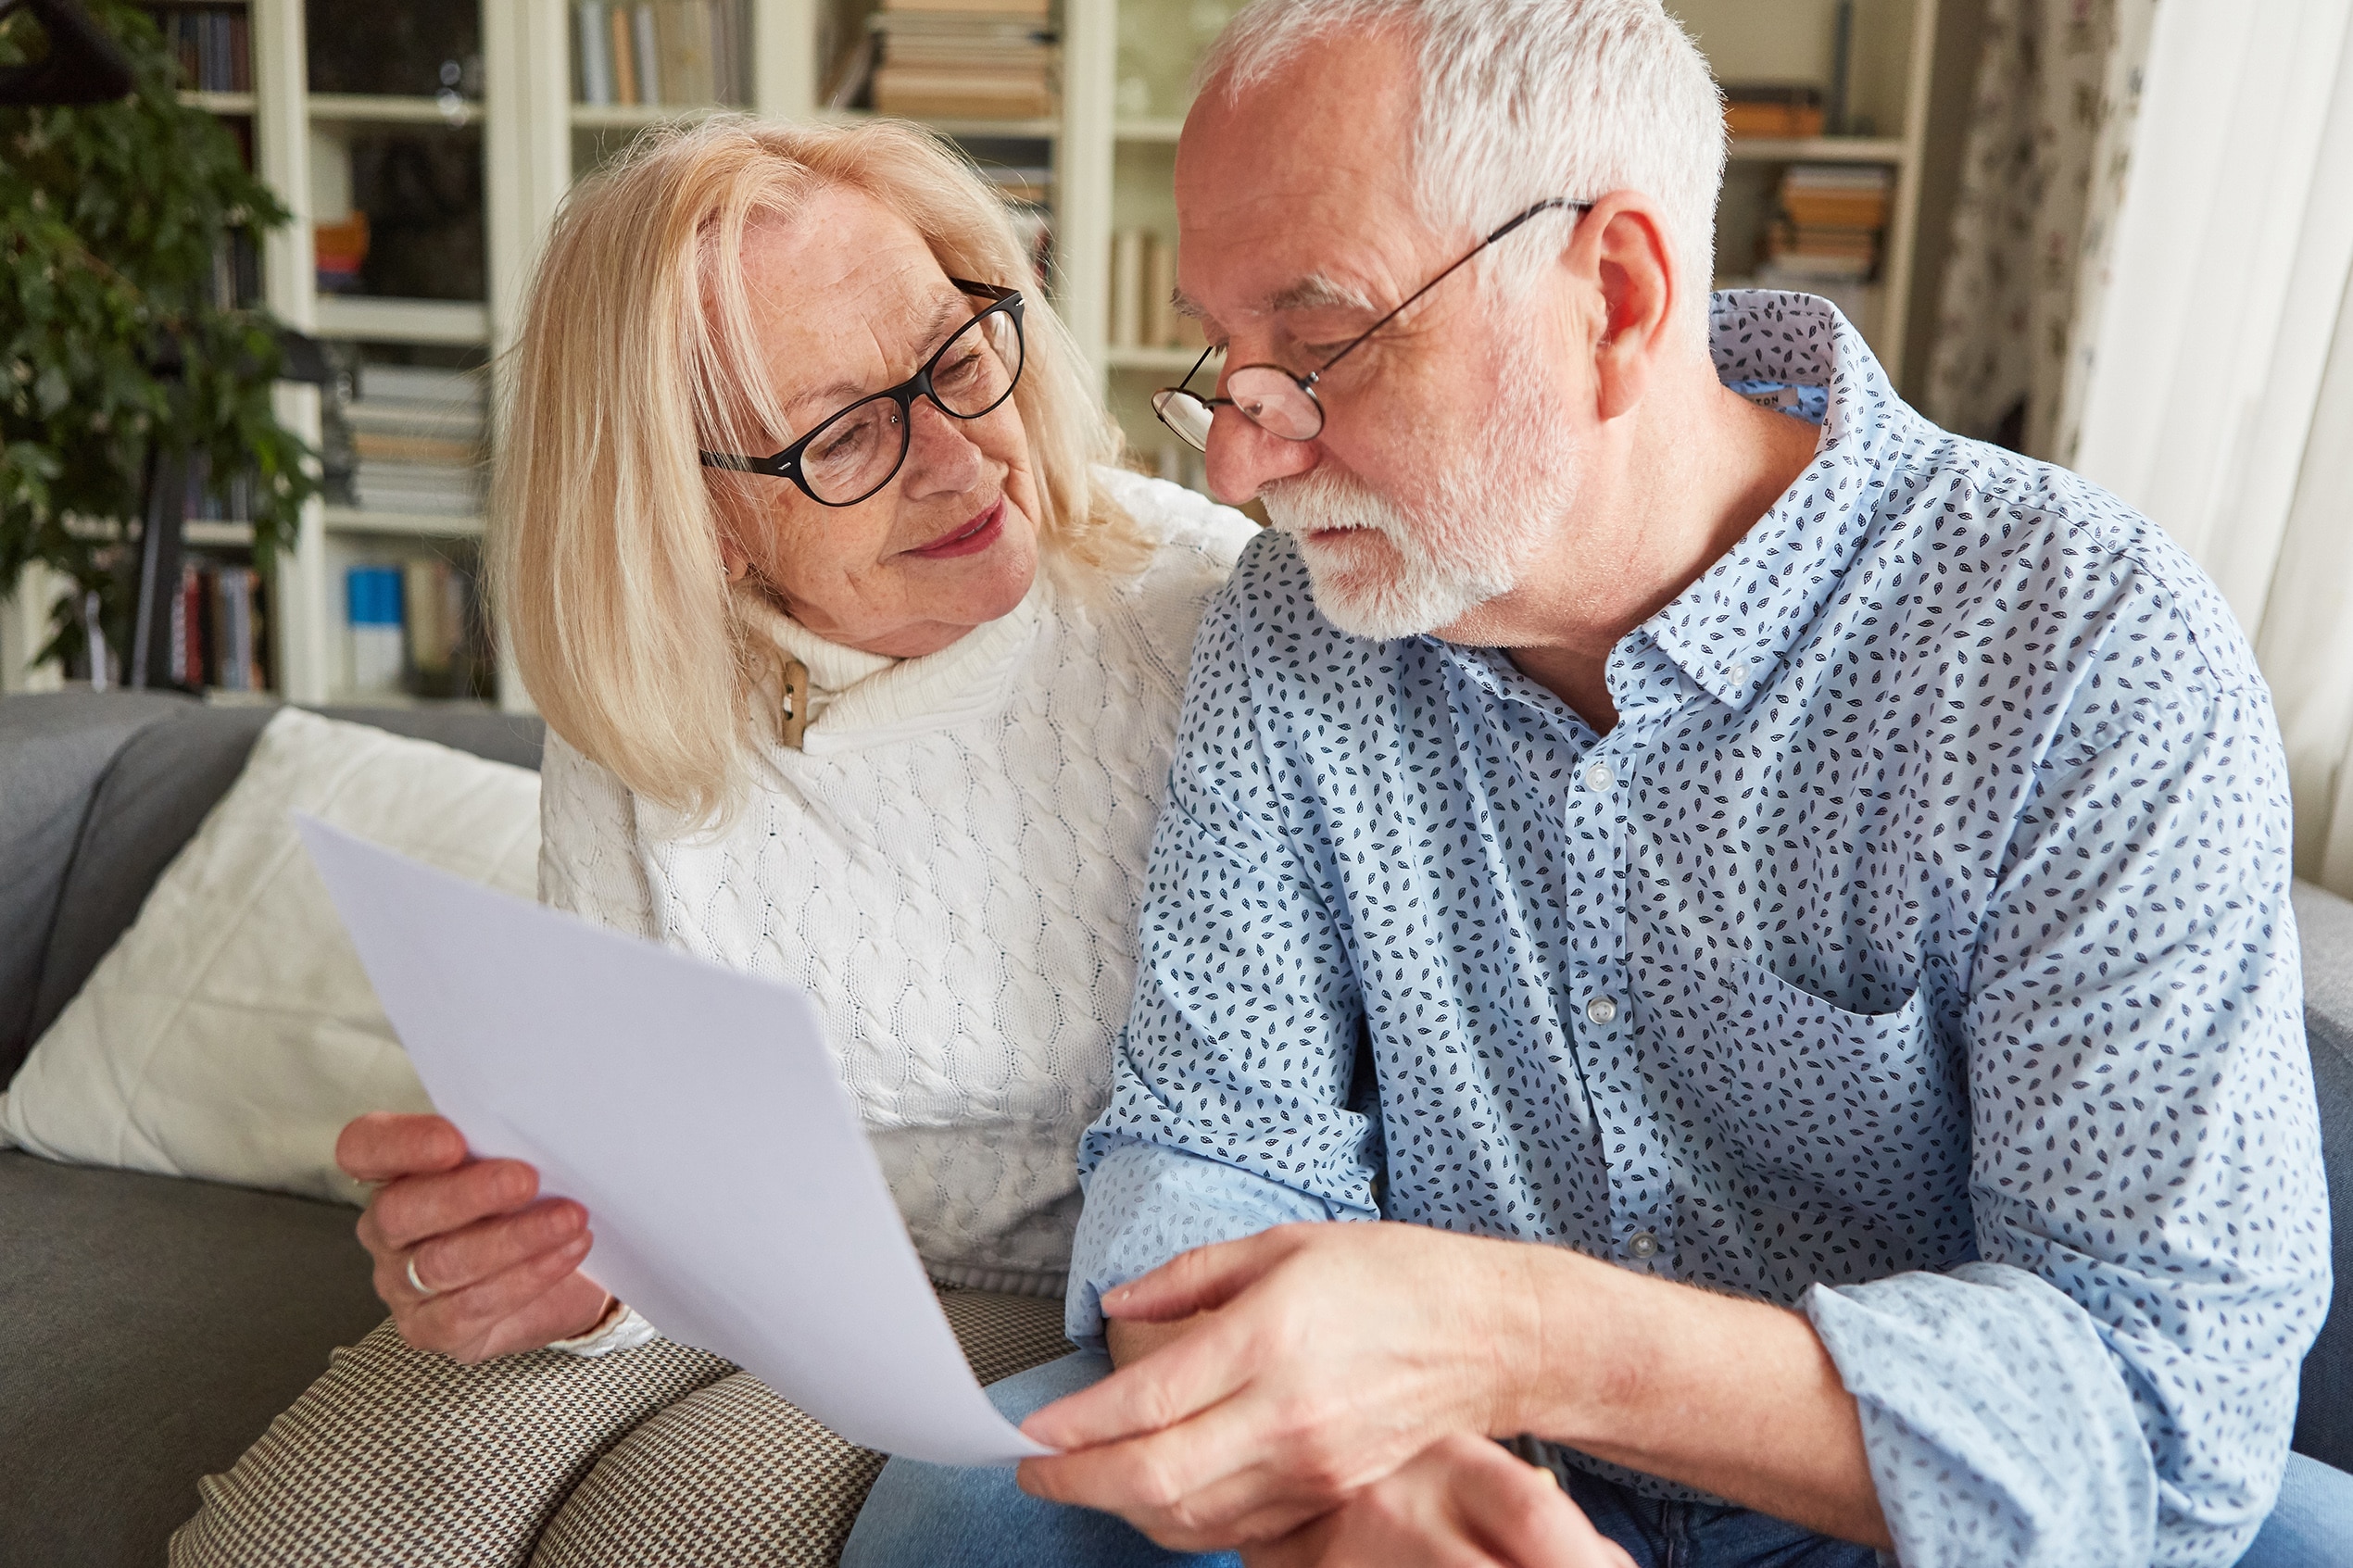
top-left (1570, 193), bottom-right (1678, 423)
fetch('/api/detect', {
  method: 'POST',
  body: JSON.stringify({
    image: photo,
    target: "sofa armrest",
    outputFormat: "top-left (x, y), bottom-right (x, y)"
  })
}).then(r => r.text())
top-left (0, 692), bottom-right (196, 1080)
top-left (2292, 878), bottom-right (2352, 1471)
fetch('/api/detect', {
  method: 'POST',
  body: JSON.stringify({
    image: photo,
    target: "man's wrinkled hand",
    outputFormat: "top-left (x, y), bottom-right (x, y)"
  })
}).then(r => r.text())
top-left (1015, 1222), bottom-right (1550, 1550)
top-left (341, 1111), bottom-right (612, 1363)
top-left (1242, 1435), bottom-right (1637, 1568)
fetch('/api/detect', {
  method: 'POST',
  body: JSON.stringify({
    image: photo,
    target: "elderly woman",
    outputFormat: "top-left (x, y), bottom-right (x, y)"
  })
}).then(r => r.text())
top-left (173, 118), bottom-right (1251, 1566)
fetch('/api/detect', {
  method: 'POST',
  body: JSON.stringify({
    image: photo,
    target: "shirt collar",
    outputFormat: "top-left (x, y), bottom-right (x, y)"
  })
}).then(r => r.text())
top-left (1642, 291), bottom-right (1935, 709)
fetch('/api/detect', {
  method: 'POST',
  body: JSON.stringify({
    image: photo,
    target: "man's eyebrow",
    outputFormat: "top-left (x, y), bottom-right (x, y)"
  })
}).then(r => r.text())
top-left (1264, 273), bottom-right (1379, 314)
top-left (1170, 285), bottom-right (1209, 320)
top-left (1169, 275), bottom-right (1378, 342)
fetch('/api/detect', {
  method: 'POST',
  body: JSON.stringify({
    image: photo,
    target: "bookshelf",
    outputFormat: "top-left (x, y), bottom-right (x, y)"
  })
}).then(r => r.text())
top-left (0, 0), bottom-right (1945, 706)
top-left (1672, 0), bottom-right (1941, 377)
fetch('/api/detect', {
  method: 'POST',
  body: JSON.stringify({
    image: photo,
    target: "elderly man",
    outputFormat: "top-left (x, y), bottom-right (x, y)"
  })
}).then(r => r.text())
top-left (841, 2), bottom-right (2347, 1565)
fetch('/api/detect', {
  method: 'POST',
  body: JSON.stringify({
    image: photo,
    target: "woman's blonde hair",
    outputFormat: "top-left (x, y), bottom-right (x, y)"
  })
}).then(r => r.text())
top-left (491, 116), bottom-right (1142, 823)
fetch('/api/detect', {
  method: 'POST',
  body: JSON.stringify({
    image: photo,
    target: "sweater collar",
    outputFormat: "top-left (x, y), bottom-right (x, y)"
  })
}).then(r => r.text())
top-left (736, 577), bottom-right (1048, 756)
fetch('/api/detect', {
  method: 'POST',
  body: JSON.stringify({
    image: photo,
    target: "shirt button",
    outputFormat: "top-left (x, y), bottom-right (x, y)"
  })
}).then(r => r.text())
top-left (1726, 660), bottom-right (1750, 685)
top-left (1628, 1231), bottom-right (1658, 1259)
top-left (1585, 995), bottom-right (1618, 1025)
top-left (1582, 761), bottom-right (1616, 792)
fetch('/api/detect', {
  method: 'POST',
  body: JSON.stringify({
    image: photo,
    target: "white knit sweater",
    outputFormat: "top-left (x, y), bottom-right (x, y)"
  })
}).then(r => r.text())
top-left (537, 469), bottom-right (1254, 1296)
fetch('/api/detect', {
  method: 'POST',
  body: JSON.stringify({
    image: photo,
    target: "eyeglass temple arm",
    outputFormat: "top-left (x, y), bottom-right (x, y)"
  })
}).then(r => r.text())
top-left (1309, 196), bottom-right (1592, 383)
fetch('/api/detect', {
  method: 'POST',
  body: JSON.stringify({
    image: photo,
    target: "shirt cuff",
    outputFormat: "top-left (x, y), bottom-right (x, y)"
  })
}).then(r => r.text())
top-left (1803, 1261), bottom-right (2161, 1568)
top-left (1066, 1138), bottom-right (1355, 1350)
top-left (547, 1299), bottom-right (659, 1358)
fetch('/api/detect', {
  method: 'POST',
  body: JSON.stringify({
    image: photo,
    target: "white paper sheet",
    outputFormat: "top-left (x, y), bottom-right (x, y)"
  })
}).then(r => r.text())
top-left (298, 815), bottom-right (1053, 1466)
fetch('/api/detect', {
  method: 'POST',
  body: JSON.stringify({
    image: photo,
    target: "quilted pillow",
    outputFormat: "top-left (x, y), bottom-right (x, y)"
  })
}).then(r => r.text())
top-left (0, 706), bottom-right (538, 1204)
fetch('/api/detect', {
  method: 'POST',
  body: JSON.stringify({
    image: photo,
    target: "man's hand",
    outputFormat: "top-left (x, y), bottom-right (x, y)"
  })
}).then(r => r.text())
top-left (1243, 1436), bottom-right (1636, 1568)
top-left (1023, 1220), bottom-right (1889, 1554)
top-left (1018, 1223), bottom-right (1541, 1549)
top-left (340, 1112), bottom-right (613, 1362)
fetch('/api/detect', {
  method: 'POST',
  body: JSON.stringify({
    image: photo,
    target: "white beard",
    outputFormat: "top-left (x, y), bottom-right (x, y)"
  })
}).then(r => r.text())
top-left (1261, 352), bottom-right (1579, 642)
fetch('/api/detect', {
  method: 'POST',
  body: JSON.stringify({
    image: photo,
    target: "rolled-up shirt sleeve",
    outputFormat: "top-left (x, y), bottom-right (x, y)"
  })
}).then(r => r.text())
top-left (1068, 576), bottom-right (1382, 1348)
top-left (1806, 671), bottom-right (2330, 1568)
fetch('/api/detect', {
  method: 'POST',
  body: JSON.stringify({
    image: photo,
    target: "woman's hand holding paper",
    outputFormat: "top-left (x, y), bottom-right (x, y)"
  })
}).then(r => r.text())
top-left (339, 1110), bottom-right (613, 1362)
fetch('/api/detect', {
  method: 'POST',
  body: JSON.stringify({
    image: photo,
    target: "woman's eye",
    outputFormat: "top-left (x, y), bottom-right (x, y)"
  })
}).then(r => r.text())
top-left (814, 423), bottom-right (871, 464)
top-left (936, 347), bottom-right (984, 386)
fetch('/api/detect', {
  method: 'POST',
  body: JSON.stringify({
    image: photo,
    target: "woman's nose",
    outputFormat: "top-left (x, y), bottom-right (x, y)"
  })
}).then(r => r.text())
top-left (900, 397), bottom-right (986, 498)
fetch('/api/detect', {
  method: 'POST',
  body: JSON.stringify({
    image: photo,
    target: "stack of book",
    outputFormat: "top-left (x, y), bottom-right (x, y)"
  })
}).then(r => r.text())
top-left (314, 213), bottom-right (369, 295)
top-left (171, 559), bottom-right (269, 693)
top-left (1759, 164), bottom-right (1890, 283)
top-left (1107, 229), bottom-right (1201, 353)
top-left (346, 364), bottom-right (486, 520)
top-left (162, 6), bottom-right (252, 94)
top-left (870, 0), bottom-right (1055, 121)
top-left (574, 0), bottom-right (752, 108)
top-left (1753, 164), bottom-right (1891, 331)
top-left (344, 558), bottom-right (491, 699)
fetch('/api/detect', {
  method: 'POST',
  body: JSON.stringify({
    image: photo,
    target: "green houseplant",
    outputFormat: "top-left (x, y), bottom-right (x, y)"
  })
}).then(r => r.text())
top-left (1, 0), bottom-right (315, 681)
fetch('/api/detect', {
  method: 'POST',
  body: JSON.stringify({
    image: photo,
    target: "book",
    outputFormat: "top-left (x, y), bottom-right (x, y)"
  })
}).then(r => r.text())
top-left (656, 0), bottom-right (717, 105)
top-left (1722, 84), bottom-right (1824, 140)
top-left (346, 565), bottom-right (405, 695)
top-left (871, 69), bottom-right (1052, 119)
top-left (352, 431), bottom-right (483, 465)
top-left (1110, 229), bottom-right (1146, 349)
top-left (610, 5), bottom-right (639, 106)
top-left (358, 363), bottom-right (487, 408)
top-left (578, 1), bottom-right (615, 105)
top-left (1776, 166), bottom-right (1892, 241)
top-left (633, 4), bottom-right (661, 104)
top-left (1145, 233), bottom-right (1189, 349)
top-left (884, 0), bottom-right (1051, 15)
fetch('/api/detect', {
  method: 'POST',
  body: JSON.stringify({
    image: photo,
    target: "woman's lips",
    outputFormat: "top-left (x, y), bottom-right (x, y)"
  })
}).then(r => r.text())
top-left (906, 499), bottom-right (1006, 559)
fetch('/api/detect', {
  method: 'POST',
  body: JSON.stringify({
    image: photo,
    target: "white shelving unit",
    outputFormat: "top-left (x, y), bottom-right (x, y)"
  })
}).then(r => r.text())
top-left (0, 0), bottom-right (1944, 704)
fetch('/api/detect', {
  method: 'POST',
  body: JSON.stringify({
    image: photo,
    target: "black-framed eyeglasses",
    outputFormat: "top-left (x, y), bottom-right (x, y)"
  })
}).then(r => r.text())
top-left (699, 280), bottom-right (1026, 508)
top-left (1151, 197), bottom-right (1592, 453)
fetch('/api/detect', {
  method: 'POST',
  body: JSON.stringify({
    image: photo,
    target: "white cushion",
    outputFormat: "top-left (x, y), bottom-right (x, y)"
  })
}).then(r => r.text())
top-left (0, 707), bottom-right (538, 1204)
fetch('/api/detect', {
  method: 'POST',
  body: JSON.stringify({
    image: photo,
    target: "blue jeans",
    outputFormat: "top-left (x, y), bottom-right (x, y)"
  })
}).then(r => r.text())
top-left (841, 1350), bottom-right (2353, 1568)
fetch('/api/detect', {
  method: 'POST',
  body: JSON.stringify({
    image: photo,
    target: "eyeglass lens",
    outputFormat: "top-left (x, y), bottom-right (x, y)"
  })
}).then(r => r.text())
top-left (799, 307), bottom-right (1024, 504)
top-left (1151, 366), bottom-right (1323, 456)
top-left (1150, 387), bottom-right (1215, 451)
top-left (1226, 367), bottom-right (1323, 440)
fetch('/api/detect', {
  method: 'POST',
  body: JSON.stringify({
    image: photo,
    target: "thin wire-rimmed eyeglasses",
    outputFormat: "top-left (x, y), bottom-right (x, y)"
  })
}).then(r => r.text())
top-left (1151, 197), bottom-right (1592, 453)
top-left (698, 280), bottom-right (1026, 508)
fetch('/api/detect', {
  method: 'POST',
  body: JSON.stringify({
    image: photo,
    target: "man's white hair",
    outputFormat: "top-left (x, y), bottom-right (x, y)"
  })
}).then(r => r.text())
top-left (1198, 0), bottom-right (1726, 332)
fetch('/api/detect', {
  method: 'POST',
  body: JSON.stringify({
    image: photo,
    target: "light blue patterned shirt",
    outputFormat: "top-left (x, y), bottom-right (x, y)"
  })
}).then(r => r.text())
top-left (1068, 294), bottom-right (2330, 1568)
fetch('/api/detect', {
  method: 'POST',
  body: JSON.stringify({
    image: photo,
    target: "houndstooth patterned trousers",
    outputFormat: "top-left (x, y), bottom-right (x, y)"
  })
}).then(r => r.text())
top-left (170, 1286), bottom-right (1073, 1568)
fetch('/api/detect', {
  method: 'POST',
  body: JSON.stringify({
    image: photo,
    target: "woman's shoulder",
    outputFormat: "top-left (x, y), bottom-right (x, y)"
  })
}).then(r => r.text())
top-left (1089, 463), bottom-right (1258, 575)
top-left (1041, 466), bottom-right (1259, 699)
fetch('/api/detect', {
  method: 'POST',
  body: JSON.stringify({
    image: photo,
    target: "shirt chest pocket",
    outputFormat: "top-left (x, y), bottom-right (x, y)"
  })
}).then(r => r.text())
top-left (1680, 958), bottom-right (1968, 1213)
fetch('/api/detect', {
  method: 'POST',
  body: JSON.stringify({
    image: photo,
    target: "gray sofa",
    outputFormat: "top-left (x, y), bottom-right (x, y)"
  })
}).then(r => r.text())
top-left (1, 690), bottom-right (2347, 1565)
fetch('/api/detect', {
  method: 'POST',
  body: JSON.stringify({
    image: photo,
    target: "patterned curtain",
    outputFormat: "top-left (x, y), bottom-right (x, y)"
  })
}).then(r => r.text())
top-left (1921, 0), bottom-right (2157, 457)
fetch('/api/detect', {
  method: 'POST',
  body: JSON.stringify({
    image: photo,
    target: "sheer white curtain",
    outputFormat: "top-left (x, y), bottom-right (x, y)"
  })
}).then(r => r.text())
top-left (2057, 0), bottom-right (2353, 897)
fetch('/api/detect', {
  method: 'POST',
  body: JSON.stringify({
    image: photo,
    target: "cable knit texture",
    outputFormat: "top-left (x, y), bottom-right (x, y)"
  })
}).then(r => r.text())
top-left (538, 469), bottom-right (1254, 1296)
